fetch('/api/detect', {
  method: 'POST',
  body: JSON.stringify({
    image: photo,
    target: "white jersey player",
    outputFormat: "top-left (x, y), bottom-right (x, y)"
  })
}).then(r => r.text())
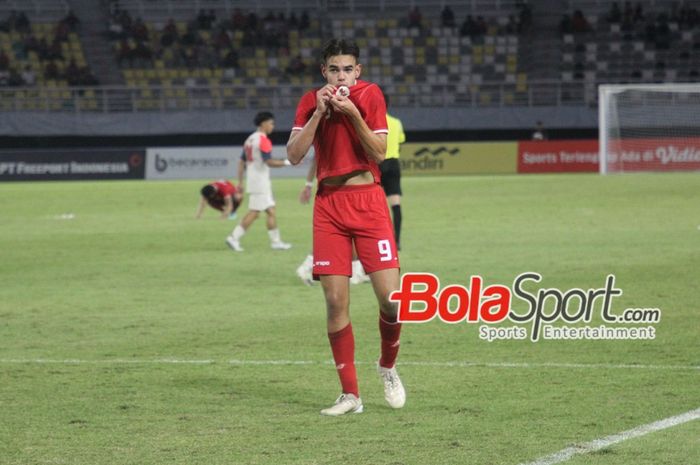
top-left (226, 112), bottom-right (292, 252)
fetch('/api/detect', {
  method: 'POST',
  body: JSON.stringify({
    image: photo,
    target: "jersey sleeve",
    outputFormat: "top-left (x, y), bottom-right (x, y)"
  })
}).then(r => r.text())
top-left (364, 84), bottom-right (388, 134)
top-left (292, 91), bottom-right (317, 131)
top-left (259, 134), bottom-right (272, 161)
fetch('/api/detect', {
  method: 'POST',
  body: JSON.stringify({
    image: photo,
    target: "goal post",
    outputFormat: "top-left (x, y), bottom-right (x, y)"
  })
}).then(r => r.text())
top-left (598, 83), bottom-right (700, 174)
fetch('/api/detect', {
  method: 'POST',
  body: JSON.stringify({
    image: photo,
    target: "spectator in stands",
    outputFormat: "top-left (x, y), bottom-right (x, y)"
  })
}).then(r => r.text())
top-left (117, 39), bottom-right (133, 66)
top-left (531, 121), bottom-right (547, 141)
top-left (246, 12), bottom-right (259, 32)
top-left (0, 68), bottom-right (9, 86)
top-left (62, 9), bottom-right (80, 32)
top-left (44, 61), bottom-right (59, 80)
top-left (65, 59), bottom-right (81, 86)
top-left (0, 50), bottom-right (9, 71)
top-left (197, 9), bottom-right (211, 30)
top-left (0, 11), bottom-right (14, 32)
top-left (408, 7), bottom-right (422, 29)
top-left (15, 11), bottom-right (30, 34)
top-left (21, 65), bottom-right (35, 86)
top-left (475, 16), bottom-right (488, 36)
top-left (654, 13), bottom-right (671, 49)
top-left (286, 54), bottom-right (306, 76)
top-left (571, 10), bottom-right (590, 33)
top-left (47, 39), bottom-right (64, 60)
top-left (634, 3), bottom-right (644, 23)
top-left (78, 66), bottom-right (99, 86)
top-left (7, 67), bottom-right (22, 86)
top-left (184, 21), bottom-right (198, 46)
top-left (441, 6), bottom-right (456, 28)
top-left (231, 9), bottom-right (246, 30)
top-left (221, 48), bottom-right (239, 68)
top-left (608, 2), bottom-right (622, 23)
top-left (679, 4), bottom-right (699, 29)
top-left (505, 15), bottom-right (519, 34)
top-left (117, 9), bottom-right (133, 35)
top-left (460, 15), bottom-right (477, 37)
top-left (299, 11), bottom-right (310, 31)
top-left (213, 28), bottom-right (232, 50)
top-left (133, 40), bottom-right (153, 64)
top-left (54, 20), bottom-right (70, 43)
top-left (161, 19), bottom-right (178, 47)
top-left (288, 12), bottom-right (299, 29)
top-left (131, 18), bottom-right (148, 41)
top-left (518, 2), bottom-right (532, 32)
top-left (108, 14), bottom-right (124, 40)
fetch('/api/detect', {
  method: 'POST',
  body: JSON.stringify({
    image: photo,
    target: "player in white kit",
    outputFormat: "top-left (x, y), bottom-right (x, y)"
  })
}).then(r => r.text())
top-left (226, 112), bottom-right (292, 252)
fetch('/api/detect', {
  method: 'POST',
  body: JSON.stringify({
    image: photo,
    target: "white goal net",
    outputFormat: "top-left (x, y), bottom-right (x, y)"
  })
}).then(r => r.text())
top-left (598, 83), bottom-right (700, 174)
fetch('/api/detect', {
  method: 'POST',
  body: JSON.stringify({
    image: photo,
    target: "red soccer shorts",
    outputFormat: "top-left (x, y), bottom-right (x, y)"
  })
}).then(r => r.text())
top-left (313, 183), bottom-right (400, 279)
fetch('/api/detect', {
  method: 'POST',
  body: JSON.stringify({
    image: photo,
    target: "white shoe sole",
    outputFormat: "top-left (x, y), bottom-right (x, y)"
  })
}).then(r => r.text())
top-left (320, 404), bottom-right (364, 416)
top-left (225, 238), bottom-right (243, 252)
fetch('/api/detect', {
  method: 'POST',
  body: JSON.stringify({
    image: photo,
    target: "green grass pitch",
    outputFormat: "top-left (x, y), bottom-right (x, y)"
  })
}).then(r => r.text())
top-left (0, 173), bottom-right (698, 465)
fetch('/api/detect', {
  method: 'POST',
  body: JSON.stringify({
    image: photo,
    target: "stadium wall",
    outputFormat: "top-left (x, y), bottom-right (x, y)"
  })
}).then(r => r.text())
top-left (0, 106), bottom-right (598, 136)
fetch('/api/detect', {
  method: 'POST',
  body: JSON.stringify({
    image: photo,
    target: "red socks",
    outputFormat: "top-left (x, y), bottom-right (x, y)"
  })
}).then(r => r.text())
top-left (328, 323), bottom-right (359, 397)
top-left (379, 312), bottom-right (402, 369)
top-left (328, 315), bottom-right (403, 395)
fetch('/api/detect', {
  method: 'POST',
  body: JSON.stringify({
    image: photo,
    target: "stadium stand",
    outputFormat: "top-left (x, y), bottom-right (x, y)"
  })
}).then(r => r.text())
top-left (0, 6), bottom-right (99, 111)
top-left (0, 1), bottom-right (698, 113)
top-left (561, 2), bottom-right (700, 85)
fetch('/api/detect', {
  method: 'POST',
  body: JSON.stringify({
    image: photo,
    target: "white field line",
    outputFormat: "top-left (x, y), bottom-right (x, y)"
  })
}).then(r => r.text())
top-left (519, 407), bottom-right (700, 465)
top-left (0, 359), bottom-right (698, 370)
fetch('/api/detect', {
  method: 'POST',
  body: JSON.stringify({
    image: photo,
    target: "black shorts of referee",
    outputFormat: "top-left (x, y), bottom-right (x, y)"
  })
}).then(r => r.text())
top-left (379, 158), bottom-right (401, 196)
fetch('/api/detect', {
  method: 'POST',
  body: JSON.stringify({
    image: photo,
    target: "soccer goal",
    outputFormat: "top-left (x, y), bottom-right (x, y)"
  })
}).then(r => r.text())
top-left (598, 83), bottom-right (700, 174)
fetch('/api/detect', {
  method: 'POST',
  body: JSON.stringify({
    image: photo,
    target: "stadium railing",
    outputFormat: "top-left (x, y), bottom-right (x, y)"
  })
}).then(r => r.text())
top-left (0, 0), bottom-right (70, 21)
top-left (109, 0), bottom-right (523, 19)
top-left (0, 80), bottom-right (594, 113)
top-left (564, 0), bottom-right (684, 13)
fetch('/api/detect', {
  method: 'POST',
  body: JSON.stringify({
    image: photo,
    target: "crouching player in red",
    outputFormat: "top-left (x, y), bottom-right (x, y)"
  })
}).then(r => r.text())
top-left (195, 180), bottom-right (243, 220)
top-left (287, 39), bottom-right (405, 416)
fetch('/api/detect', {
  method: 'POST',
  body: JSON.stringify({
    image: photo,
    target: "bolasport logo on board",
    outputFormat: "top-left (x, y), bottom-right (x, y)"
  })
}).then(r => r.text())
top-left (390, 272), bottom-right (661, 342)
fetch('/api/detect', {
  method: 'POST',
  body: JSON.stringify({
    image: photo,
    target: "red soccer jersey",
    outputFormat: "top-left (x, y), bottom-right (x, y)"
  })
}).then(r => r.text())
top-left (292, 79), bottom-right (388, 183)
top-left (207, 180), bottom-right (239, 211)
top-left (212, 180), bottom-right (236, 198)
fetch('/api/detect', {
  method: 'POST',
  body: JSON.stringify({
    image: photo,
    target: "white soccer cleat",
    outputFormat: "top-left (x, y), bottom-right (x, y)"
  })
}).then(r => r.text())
top-left (350, 261), bottom-right (371, 285)
top-left (378, 365), bottom-right (406, 409)
top-left (295, 262), bottom-right (314, 286)
top-left (225, 236), bottom-right (243, 252)
top-left (270, 241), bottom-right (292, 250)
top-left (320, 393), bottom-right (364, 416)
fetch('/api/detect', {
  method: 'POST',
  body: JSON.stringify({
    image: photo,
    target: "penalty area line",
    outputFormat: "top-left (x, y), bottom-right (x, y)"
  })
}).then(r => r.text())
top-left (518, 407), bottom-right (700, 465)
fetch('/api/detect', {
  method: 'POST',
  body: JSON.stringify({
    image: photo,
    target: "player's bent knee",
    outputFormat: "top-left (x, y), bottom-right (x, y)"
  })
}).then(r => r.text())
top-left (379, 297), bottom-right (399, 319)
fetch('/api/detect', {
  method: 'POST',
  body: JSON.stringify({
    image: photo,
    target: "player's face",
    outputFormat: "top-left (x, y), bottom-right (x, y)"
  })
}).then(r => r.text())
top-left (260, 119), bottom-right (275, 134)
top-left (321, 55), bottom-right (361, 87)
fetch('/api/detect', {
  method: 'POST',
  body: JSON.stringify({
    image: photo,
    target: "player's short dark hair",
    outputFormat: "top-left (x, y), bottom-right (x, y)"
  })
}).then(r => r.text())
top-left (254, 111), bottom-right (274, 126)
top-left (321, 38), bottom-right (360, 64)
top-left (201, 184), bottom-right (216, 198)
top-left (384, 94), bottom-right (390, 108)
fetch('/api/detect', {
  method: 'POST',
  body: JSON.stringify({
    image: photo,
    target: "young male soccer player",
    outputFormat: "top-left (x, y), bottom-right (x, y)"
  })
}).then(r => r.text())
top-left (287, 39), bottom-right (405, 416)
top-left (227, 111), bottom-right (292, 252)
top-left (195, 179), bottom-right (242, 220)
